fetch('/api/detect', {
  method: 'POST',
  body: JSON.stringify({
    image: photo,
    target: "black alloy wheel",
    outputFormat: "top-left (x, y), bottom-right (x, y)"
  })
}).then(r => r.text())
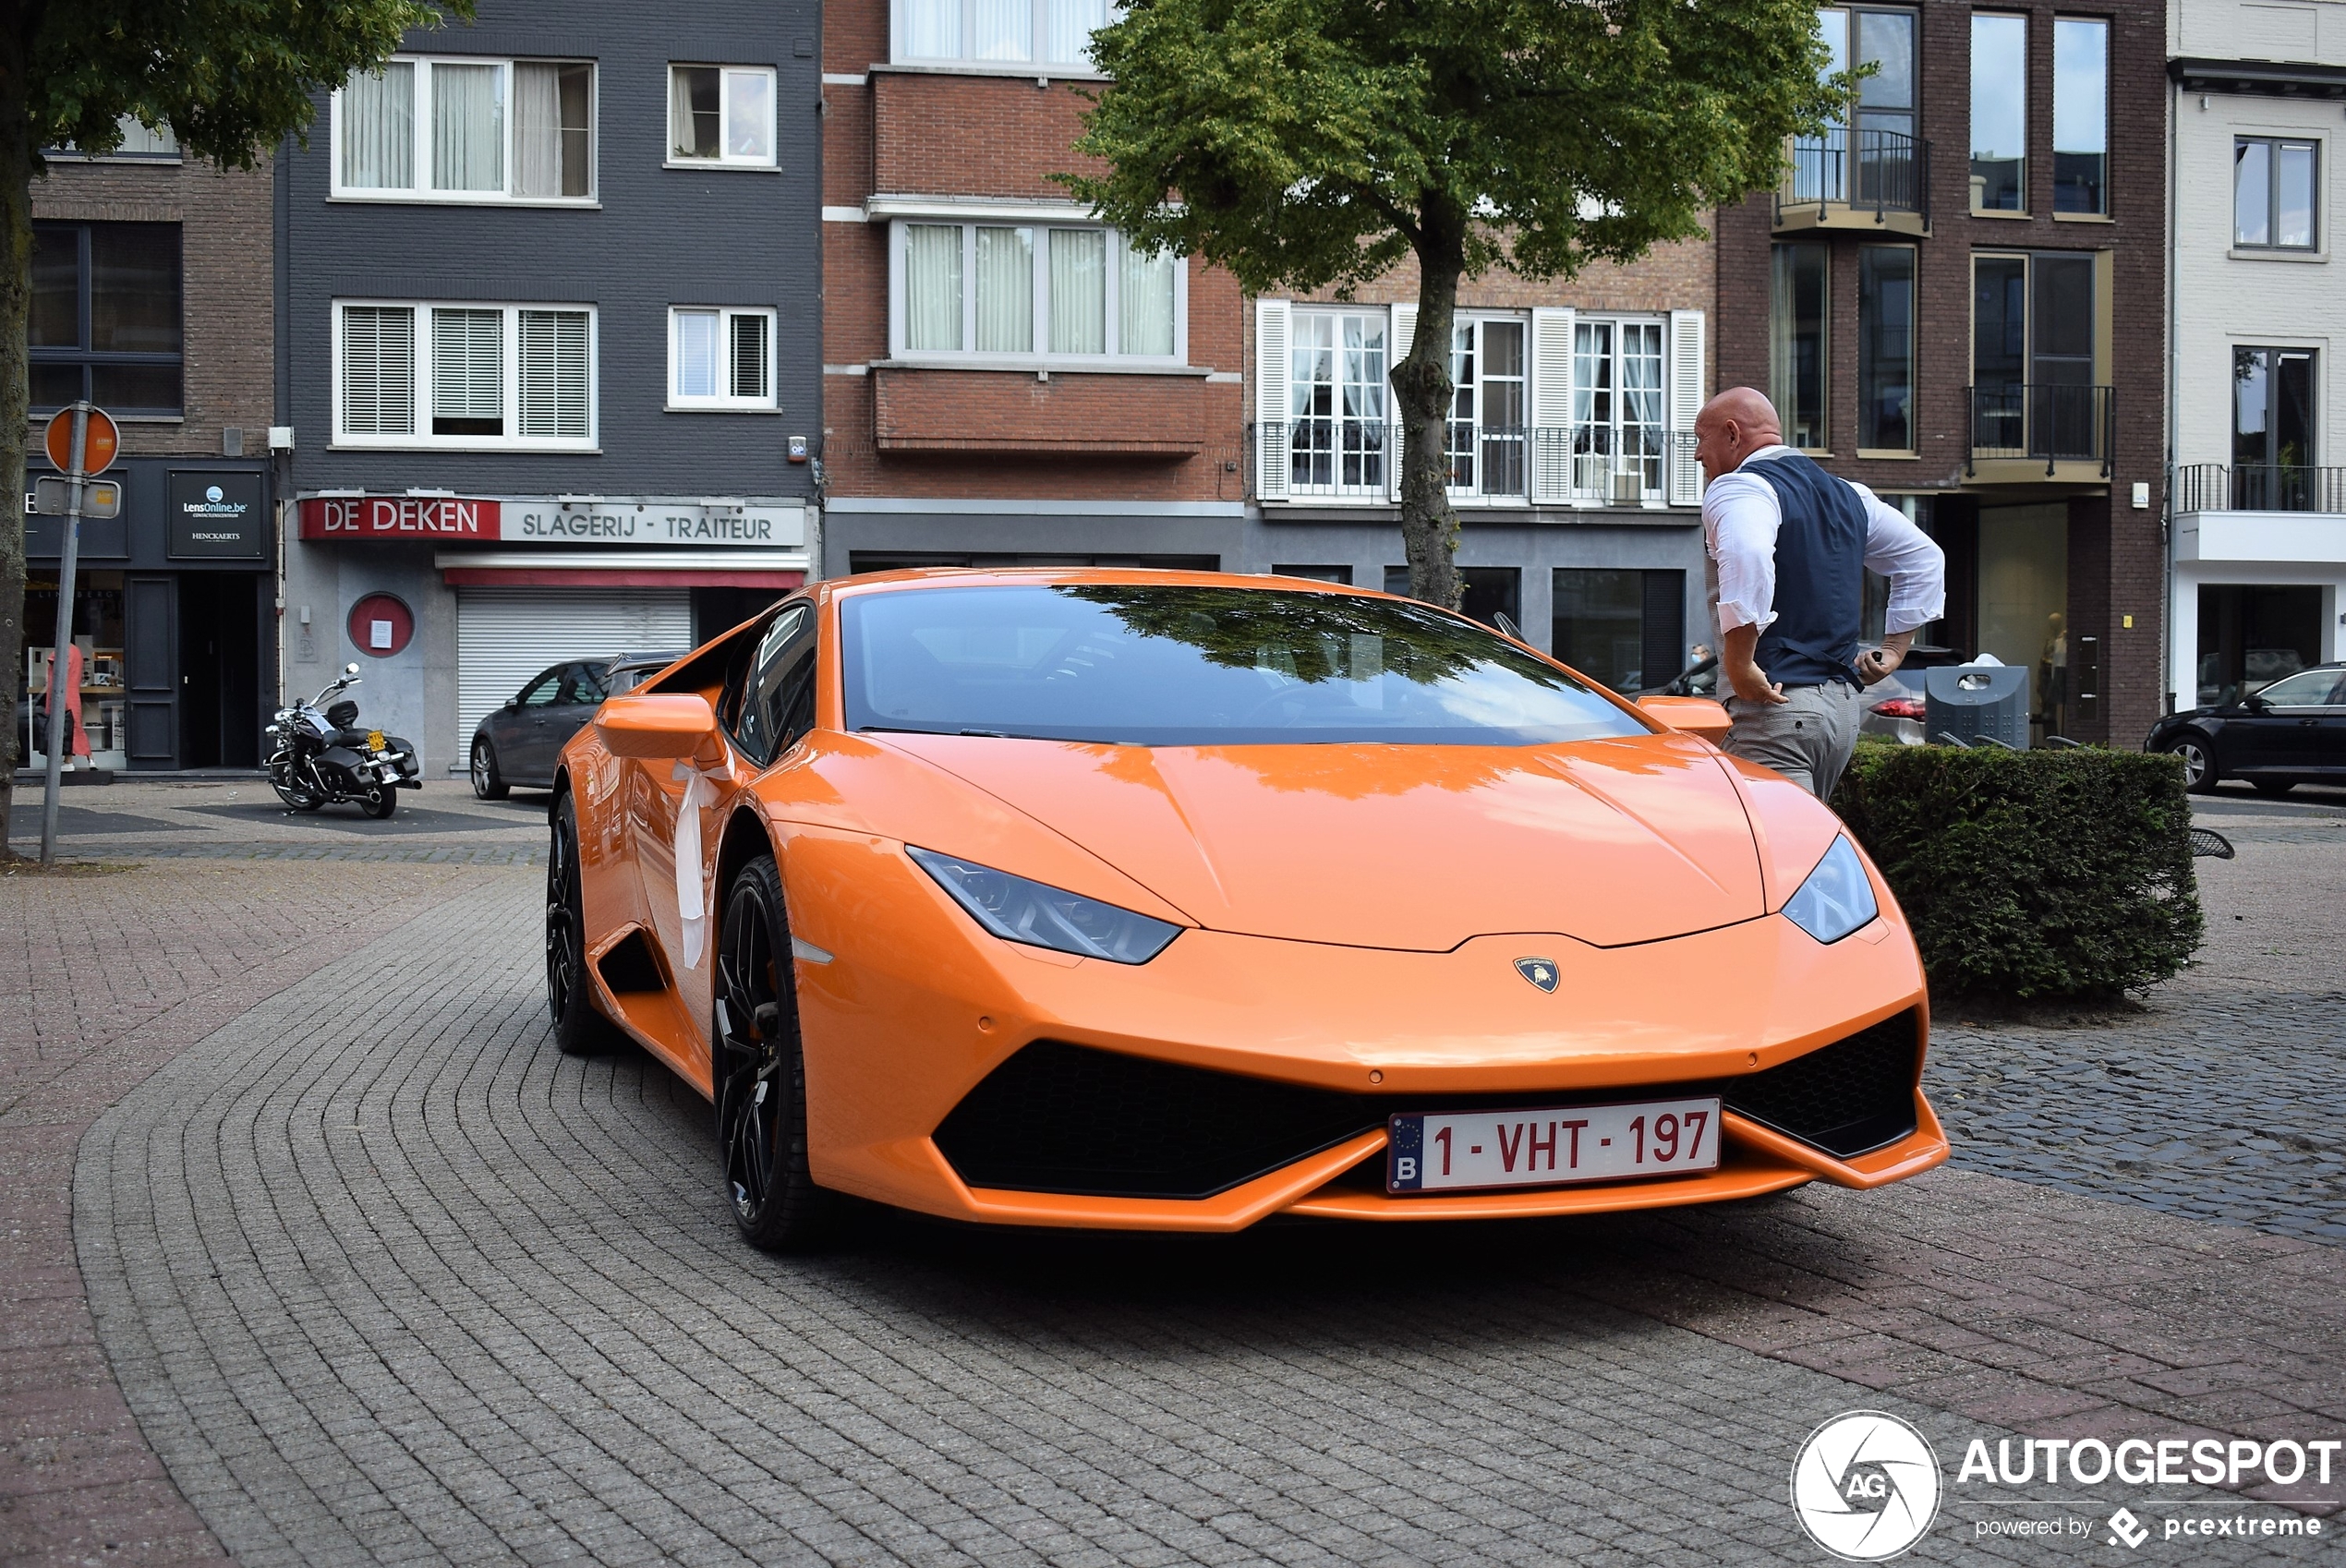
top-left (547, 792), bottom-right (621, 1055)
top-left (361, 787), bottom-right (398, 820)
top-left (715, 855), bottom-right (836, 1250)
top-left (472, 738), bottom-right (510, 800)
top-left (2165, 734), bottom-right (2218, 794)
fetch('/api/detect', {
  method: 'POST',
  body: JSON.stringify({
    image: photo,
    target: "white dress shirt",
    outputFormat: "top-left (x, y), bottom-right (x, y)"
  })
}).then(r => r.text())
top-left (1701, 445), bottom-right (1947, 637)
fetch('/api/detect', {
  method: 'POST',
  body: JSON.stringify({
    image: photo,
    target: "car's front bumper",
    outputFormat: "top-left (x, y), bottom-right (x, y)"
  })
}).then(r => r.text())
top-left (780, 827), bottom-right (1944, 1232)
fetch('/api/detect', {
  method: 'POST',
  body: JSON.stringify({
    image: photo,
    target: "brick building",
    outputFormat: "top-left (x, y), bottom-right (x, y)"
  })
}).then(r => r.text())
top-left (818, 0), bottom-right (1248, 571)
top-left (1247, 235), bottom-right (1711, 689)
top-left (1716, 0), bottom-right (2168, 746)
top-left (24, 127), bottom-right (278, 771)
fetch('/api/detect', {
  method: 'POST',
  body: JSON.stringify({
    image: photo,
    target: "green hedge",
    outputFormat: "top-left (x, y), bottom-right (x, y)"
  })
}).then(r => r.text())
top-left (1830, 744), bottom-right (2203, 1002)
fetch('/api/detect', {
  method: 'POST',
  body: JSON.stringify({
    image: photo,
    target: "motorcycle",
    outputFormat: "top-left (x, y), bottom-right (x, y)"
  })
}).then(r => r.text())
top-left (265, 663), bottom-right (422, 818)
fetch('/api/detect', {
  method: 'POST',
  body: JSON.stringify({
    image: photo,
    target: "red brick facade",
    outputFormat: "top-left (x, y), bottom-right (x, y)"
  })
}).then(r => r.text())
top-left (1713, 0), bottom-right (2168, 746)
top-left (819, 29), bottom-right (1244, 515)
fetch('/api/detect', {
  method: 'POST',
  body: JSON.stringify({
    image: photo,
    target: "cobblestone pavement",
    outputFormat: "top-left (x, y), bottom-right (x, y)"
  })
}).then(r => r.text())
top-left (6, 780), bottom-right (547, 862)
top-left (8, 783), bottom-right (2346, 1566)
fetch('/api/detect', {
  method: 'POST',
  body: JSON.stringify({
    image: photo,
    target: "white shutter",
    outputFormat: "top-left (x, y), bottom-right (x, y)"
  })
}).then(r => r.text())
top-left (456, 587), bottom-right (694, 763)
top-left (1668, 308), bottom-right (1706, 504)
top-left (339, 306), bottom-right (414, 435)
top-left (432, 308), bottom-right (504, 423)
top-left (1255, 298), bottom-right (1290, 499)
top-left (518, 308), bottom-right (591, 438)
top-left (1386, 303), bottom-right (1418, 500)
top-left (1530, 307), bottom-right (1575, 503)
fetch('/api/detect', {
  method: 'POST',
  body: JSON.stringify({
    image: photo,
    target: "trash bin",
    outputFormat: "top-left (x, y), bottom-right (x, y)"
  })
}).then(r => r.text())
top-left (1923, 663), bottom-right (2030, 749)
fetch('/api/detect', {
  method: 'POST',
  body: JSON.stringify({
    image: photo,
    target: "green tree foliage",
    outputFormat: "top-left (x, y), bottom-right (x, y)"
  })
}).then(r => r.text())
top-left (1832, 745), bottom-right (2205, 1002)
top-left (0, 0), bottom-right (464, 846)
top-left (1062, 0), bottom-right (1839, 610)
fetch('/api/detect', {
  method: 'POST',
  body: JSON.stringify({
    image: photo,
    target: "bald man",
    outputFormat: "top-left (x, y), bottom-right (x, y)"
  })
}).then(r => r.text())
top-left (1692, 388), bottom-right (1945, 800)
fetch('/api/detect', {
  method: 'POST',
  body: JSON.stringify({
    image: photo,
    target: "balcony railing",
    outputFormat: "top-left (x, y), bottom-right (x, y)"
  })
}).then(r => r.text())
top-left (1775, 128), bottom-right (1930, 232)
top-left (1965, 383), bottom-right (2114, 476)
top-left (2175, 463), bottom-right (2346, 513)
top-left (1252, 423), bottom-right (1699, 505)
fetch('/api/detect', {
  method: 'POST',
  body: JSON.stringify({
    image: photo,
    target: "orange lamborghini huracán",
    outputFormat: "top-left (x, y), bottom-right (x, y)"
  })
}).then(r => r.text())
top-left (550, 569), bottom-right (1946, 1249)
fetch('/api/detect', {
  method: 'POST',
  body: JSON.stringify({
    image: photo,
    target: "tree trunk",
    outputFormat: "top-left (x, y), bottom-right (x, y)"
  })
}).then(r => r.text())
top-left (0, 29), bottom-right (34, 854)
top-left (1386, 192), bottom-right (1466, 611)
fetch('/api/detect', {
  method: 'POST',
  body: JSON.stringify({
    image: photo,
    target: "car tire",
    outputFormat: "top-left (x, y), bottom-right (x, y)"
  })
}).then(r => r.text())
top-left (361, 787), bottom-right (398, 820)
top-left (472, 738), bottom-right (510, 800)
top-left (547, 791), bottom-right (624, 1057)
top-left (2165, 733), bottom-right (2219, 794)
top-left (2251, 778), bottom-right (2297, 798)
top-left (714, 854), bottom-right (838, 1251)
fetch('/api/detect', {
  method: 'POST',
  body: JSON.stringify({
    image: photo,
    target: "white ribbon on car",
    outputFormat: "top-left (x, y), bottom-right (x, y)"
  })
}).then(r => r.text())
top-left (671, 761), bottom-right (725, 971)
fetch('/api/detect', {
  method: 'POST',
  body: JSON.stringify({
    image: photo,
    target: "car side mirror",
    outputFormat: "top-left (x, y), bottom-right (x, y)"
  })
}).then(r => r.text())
top-left (1636, 695), bottom-right (1733, 739)
top-left (2243, 693), bottom-right (2270, 713)
top-left (595, 694), bottom-right (726, 765)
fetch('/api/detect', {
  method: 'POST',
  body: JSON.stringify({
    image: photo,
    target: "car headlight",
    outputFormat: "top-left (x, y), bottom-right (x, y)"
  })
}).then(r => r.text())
top-left (908, 848), bottom-right (1181, 964)
top-left (1781, 836), bottom-right (1880, 945)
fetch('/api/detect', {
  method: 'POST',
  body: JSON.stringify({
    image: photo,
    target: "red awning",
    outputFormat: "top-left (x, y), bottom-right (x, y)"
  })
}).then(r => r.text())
top-left (440, 568), bottom-right (804, 588)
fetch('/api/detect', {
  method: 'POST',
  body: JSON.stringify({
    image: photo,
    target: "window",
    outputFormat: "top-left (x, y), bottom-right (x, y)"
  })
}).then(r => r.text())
top-left (1552, 570), bottom-right (1686, 695)
top-left (1806, 7), bottom-right (1919, 205)
top-left (334, 301), bottom-right (596, 448)
top-left (2234, 347), bottom-right (2315, 506)
top-left (670, 66), bottom-right (776, 166)
top-left (1448, 318), bottom-right (1527, 497)
top-left (1971, 15), bottom-right (2027, 211)
top-left (2052, 18), bottom-right (2108, 214)
top-left (1288, 309), bottom-right (1387, 493)
top-left (30, 223), bottom-right (182, 414)
top-left (671, 308), bottom-right (777, 409)
top-left (1571, 319), bottom-right (1668, 497)
top-left (334, 57), bottom-right (594, 200)
top-left (53, 115), bottom-right (181, 162)
top-left (1972, 252), bottom-right (2097, 457)
top-left (897, 0), bottom-right (1117, 69)
top-left (2236, 138), bottom-right (2318, 249)
top-left (727, 604), bottom-right (817, 766)
top-left (891, 219), bottom-right (1182, 363)
top-left (1857, 246), bottom-right (1914, 451)
top-left (1770, 244), bottom-right (1828, 448)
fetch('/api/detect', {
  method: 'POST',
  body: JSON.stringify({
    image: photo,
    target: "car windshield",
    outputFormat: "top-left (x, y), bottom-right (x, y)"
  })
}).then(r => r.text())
top-left (840, 584), bottom-right (1649, 746)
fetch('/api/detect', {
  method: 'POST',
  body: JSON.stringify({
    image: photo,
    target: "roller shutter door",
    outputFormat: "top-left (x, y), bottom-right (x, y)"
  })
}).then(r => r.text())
top-left (455, 587), bottom-right (693, 765)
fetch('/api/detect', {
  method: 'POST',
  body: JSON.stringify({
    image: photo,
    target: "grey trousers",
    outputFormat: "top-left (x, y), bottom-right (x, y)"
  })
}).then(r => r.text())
top-left (1721, 682), bottom-right (1864, 800)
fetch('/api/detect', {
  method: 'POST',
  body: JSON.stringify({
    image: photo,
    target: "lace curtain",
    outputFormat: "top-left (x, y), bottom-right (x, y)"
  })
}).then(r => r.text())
top-left (432, 63), bottom-right (503, 192)
top-left (1046, 0), bottom-right (1107, 66)
top-left (974, 227), bottom-right (1033, 353)
top-left (1119, 244), bottom-right (1175, 356)
top-left (341, 63), bottom-right (414, 189)
top-left (972, 0), bottom-right (1031, 61)
top-left (675, 310), bottom-right (720, 397)
top-left (1048, 230), bottom-right (1104, 354)
top-left (905, 225), bottom-right (963, 352)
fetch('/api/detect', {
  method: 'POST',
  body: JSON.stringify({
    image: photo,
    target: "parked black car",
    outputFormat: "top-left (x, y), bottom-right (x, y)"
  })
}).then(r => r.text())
top-left (470, 651), bottom-right (689, 798)
top-left (2146, 662), bottom-right (2346, 795)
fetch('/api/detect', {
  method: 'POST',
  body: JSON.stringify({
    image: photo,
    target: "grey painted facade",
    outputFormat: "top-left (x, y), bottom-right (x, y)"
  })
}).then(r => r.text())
top-left (279, 0), bottom-right (821, 773)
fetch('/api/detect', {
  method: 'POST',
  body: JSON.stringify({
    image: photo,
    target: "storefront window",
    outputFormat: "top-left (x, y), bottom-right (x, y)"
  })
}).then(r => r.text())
top-left (19, 570), bottom-right (128, 769)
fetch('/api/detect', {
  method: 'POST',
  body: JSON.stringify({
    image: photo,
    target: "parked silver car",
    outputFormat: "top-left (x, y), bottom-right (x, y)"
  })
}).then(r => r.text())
top-left (469, 650), bottom-right (689, 798)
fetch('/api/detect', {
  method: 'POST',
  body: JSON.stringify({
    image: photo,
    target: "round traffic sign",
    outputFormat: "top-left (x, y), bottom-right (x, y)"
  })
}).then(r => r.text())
top-left (42, 404), bottom-right (120, 476)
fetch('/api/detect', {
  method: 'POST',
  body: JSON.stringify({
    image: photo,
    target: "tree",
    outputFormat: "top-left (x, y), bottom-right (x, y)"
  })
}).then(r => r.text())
top-left (1063, 0), bottom-right (1839, 610)
top-left (0, 0), bottom-right (463, 850)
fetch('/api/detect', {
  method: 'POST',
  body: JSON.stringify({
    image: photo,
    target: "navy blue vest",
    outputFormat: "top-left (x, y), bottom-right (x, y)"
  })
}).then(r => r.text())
top-left (1747, 452), bottom-right (1867, 689)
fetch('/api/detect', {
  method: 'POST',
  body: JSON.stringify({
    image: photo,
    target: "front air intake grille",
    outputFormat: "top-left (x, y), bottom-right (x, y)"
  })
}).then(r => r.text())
top-left (934, 1042), bottom-right (1381, 1200)
top-left (1720, 1009), bottom-right (1920, 1158)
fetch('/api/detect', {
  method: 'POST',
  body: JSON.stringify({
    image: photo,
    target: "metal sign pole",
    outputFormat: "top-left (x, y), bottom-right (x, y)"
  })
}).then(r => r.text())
top-left (39, 404), bottom-right (90, 867)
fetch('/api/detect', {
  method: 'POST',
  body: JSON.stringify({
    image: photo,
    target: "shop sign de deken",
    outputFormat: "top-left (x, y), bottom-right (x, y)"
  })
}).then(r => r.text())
top-left (298, 494), bottom-right (804, 547)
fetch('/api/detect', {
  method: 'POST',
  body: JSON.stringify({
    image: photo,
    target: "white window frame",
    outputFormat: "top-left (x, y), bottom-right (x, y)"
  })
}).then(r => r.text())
top-left (1568, 314), bottom-right (1672, 501)
top-left (329, 54), bottom-right (599, 205)
top-left (331, 300), bottom-right (599, 452)
top-left (1445, 312), bottom-right (1530, 503)
top-left (892, 0), bottom-right (1122, 72)
top-left (1284, 306), bottom-right (1392, 499)
top-left (669, 306), bottom-right (780, 410)
top-left (885, 214), bottom-right (1187, 368)
top-left (666, 65), bottom-right (780, 170)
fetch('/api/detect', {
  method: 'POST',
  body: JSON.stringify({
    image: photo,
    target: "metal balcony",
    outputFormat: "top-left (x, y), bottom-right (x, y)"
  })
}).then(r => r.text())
top-left (1252, 423), bottom-right (1699, 506)
top-left (1965, 384), bottom-right (2114, 481)
top-left (1773, 128), bottom-right (1931, 236)
top-left (2175, 463), bottom-right (2346, 513)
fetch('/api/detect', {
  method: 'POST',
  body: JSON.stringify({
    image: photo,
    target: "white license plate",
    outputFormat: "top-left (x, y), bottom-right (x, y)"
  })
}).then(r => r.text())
top-left (1387, 1096), bottom-right (1723, 1193)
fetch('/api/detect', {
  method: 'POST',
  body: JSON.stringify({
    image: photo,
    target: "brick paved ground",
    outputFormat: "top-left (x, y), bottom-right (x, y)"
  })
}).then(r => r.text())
top-left (6, 781), bottom-right (2344, 1566)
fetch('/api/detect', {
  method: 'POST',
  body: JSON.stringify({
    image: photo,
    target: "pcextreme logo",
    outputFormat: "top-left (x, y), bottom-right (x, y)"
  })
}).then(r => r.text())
top-left (1791, 1411), bottom-right (1942, 1561)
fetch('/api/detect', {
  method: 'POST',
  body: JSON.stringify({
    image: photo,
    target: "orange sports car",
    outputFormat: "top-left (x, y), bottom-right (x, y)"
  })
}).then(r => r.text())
top-left (549, 569), bottom-right (1946, 1249)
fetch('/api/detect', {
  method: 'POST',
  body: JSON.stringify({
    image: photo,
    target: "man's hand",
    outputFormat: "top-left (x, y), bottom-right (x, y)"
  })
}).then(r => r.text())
top-left (1722, 624), bottom-right (1789, 706)
top-left (1856, 631), bottom-right (1915, 687)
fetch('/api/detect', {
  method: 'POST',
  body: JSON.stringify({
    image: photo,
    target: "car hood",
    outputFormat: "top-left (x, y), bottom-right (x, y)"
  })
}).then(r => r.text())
top-left (874, 731), bottom-right (1765, 950)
